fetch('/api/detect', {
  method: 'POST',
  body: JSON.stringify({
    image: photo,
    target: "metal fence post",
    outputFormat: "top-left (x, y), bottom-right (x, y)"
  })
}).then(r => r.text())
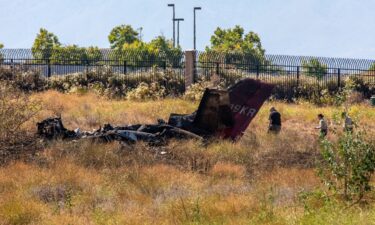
top-left (216, 62), bottom-right (220, 75)
top-left (163, 61), bottom-right (167, 70)
top-left (297, 66), bottom-right (300, 87)
top-left (123, 61), bottom-right (127, 74)
top-left (256, 65), bottom-right (259, 79)
top-left (85, 60), bottom-right (89, 74)
top-left (337, 68), bottom-right (341, 89)
top-left (10, 59), bottom-right (14, 72)
top-left (47, 59), bottom-right (51, 78)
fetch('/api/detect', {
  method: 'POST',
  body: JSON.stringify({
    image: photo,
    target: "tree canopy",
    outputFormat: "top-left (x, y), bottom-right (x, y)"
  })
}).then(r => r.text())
top-left (31, 28), bottom-right (102, 64)
top-left (369, 63), bottom-right (375, 71)
top-left (32, 28), bottom-right (61, 60)
top-left (108, 25), bottom-right (139, 49)
top-left (204, 25), bottom-right (266, 64)
top-left (209, 25), bottom-right (264, 55)
top-left (302, 59), bottom-right (328, 79)
top-left (50, 45), bottom-right (102, 64)
top-left (109, 25), bottom-right (183, 66)
top-left (0, 43), bottom-right (3, 61)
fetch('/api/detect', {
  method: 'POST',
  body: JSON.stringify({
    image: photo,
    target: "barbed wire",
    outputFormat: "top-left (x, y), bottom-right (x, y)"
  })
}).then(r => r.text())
top-left (1, 49), bottom-right (374, 70)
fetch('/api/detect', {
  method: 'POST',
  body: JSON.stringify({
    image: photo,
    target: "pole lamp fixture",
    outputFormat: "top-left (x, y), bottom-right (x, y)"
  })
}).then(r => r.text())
top-left (193, 7), bottom-right (201, 50)
top-left (167, 4), bottom-right (176, 47)
top-left (174, 18), bottom-right (184, 47)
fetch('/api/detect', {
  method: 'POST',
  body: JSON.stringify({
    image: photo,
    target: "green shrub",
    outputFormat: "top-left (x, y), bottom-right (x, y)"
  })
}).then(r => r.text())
top-left (302, 59), bottom-right (328, 79)
top-left (344, 76), bottom-right (373, 98)
top-left (318, 131), bottom-right (375, 202)
top-left (1, 64), bottom-right (373, 104)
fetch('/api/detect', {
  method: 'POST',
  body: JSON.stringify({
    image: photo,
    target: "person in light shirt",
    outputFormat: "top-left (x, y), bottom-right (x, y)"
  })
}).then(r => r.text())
top-left (342, 112), bottom-right (354, 132)
top-left (315, 114), bottom-right (328, 138)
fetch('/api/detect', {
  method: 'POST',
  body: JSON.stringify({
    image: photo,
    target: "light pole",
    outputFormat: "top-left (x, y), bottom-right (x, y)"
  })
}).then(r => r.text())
top-left (167, 4), bottom-right (176, 47)
top-left (137, 27), bottom-right (143, 41)
top-left (193, 7), bottom-right (201, 50)
top-left (174, 18), bottom-right (184, 47)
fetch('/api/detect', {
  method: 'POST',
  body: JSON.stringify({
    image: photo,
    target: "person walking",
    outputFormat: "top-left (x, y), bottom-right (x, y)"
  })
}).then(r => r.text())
top-left (268, 107), bottom-right (281, 134)
top-left (342, 112), bottom-right (354, 132)
top-left (315, 114), bottom-right (328, 138)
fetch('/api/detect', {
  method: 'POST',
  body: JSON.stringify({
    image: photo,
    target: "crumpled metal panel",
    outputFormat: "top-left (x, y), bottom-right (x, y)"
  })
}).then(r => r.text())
top-left (37, 78), bottom-right (274, 144)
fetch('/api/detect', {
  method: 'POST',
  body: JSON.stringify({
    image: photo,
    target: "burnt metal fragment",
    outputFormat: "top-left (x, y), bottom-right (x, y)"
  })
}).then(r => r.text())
top-left (37, 78), bottom-right (274, 144)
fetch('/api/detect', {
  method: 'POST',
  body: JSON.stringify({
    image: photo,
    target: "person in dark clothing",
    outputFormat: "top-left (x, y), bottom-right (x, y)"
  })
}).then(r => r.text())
top-left (268, 107), bottom-right (281, 133)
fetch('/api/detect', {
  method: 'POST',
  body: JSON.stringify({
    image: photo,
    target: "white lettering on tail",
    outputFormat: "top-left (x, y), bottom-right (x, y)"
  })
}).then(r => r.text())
top-left (230, 104), bottom-right (257, 118)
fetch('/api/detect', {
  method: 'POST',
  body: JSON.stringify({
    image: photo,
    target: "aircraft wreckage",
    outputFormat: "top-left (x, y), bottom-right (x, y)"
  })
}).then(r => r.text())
top-left (37, 78), bottom-right (274, 145)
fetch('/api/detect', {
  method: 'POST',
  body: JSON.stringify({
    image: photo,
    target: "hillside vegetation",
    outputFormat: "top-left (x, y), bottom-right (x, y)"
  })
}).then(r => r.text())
top-left (0, 91), bottom-right (375, 224)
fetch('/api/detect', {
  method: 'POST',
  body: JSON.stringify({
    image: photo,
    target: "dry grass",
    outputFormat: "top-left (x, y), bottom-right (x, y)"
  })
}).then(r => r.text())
top-left (0, 91), bottom-right (374, 224)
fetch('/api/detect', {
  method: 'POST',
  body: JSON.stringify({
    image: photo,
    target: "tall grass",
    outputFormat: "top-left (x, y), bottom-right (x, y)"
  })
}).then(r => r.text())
top-left (0, 91), bottom-right (374, 224)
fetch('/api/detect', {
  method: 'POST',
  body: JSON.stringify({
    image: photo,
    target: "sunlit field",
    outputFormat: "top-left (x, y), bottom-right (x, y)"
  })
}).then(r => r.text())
top-left (1, 91), bottom-right (375, 225)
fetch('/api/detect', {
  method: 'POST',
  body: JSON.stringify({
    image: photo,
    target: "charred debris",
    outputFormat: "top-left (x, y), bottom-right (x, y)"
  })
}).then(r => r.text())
top-left (37, 78), bottom-right (274, 146)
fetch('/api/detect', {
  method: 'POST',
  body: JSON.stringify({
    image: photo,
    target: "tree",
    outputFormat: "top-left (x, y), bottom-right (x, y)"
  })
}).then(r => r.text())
top-left (50, 45), bottom-right (86, 64)
top-left (50, 45), bottom-right (102, 65)
top-left (32, 28), bottom-right (61, 60)
top-left (114, 40), bottom-right (150, 64)
top-left (205, 25), bottom-right (266, 64)
top-left (302, 59), bottom-right (327, 79)
top-left (147, 36), bottom-right (183, 66)
top-left (108, 25), bottom-right (139, 49)
top-left (84, 46), bottom-right (102, 62)
top-left (109, 34), bottom-right (182, 67)
top-left (0, 43), bottom-right (3, 62)
top-left (369, 63), bottom-right (375, 75)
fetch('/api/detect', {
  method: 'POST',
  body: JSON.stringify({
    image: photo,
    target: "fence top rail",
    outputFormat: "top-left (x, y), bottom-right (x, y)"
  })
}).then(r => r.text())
top-left (197, 61), bottom-right (375, 73)
top-left (1, 49), bottom-right (375, 70)
top-left (265, 54), bottom-right (375, 70)
top-left (0, 48), bottom-right (184, 63)
top-left (196, 51), bottom-right (375, 70)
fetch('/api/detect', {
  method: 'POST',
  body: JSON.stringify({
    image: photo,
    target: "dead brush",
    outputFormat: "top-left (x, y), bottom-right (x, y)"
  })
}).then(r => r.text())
top-left (164, 140), bottom-right (214, 173)
top-left (0, 82), bottom-right (40, 157)
top-left (36, 139), bottom-right (177, 169)
top-left (251, 129), bottom-right (319, 172)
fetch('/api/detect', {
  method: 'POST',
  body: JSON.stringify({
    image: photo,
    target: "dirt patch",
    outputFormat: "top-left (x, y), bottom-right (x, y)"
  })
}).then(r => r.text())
top-left (255, 150), bottom-right (319, 171)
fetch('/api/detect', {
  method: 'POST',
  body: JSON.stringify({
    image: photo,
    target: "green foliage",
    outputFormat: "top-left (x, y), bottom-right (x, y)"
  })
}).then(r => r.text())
top-left (0, 65), bottom-right (185, 98)
top-left (111, 34), bottom-right (183, 67)
top-left (204, 25), bottom-right (266, 65)
top-left (302, 59), bottom-right (328, 79)
top-left (32, 28), bottom-right (61, 60)
top-left (318, 131), bottom-right (375, 201)
top-left (109, 30), bottom-right (181, 62)
top-left (343, 76), bottom-right (373, 99)
top-left (31, 28), bottom-right (103, 64)
top-left (369, 63), bottom-right (375, 72)
top-left (208, 25), bottom-right (264, 56)
top-left (147, 36), bottom-right (183, 66)
top-left (108, 24), bottom-right (139, 49)
top-left (0, 43), bottom-right (3, 62)
top-left (50, 45), bottom-right (102, 64)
